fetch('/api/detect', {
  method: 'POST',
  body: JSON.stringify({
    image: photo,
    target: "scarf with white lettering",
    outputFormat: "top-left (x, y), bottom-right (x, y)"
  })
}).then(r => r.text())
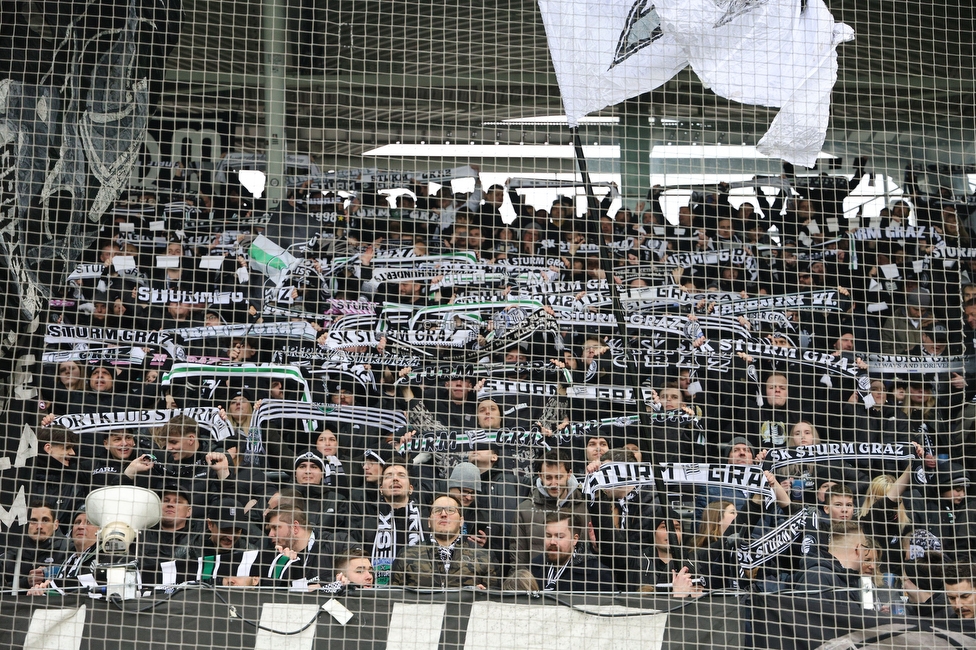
top-left (736, 508), bottom-right (808, 572)
top-left (371, 500), bottom-right (424, 586)
top-left (766, 443), bottom-right (913, 470)
top-left (54, 407), bottom-right (235, 442)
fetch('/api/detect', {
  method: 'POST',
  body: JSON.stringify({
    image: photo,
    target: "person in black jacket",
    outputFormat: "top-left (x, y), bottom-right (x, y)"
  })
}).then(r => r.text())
top-left (141, 482), bottom-right (206, 569)
top-left (25, 426), bottom-right (87, 518)
top-left (587, 448), bottom-right (658, 591)
top-left (265, 505), bottom-right (334, 590)
top-left (467, 441), bottom-right (523, 570)
top-left (83, 429), bottom-right (141, 489)
top-left (200, 498), bottom-right (257, 556)
top-left (797, 521), bottom-right (875, 602)
top-left (125, 415), bottom-right (232, 509)
top-left (529, 511), bottom-right (614, 593)
top-left (943, 562), bottom-right (976, 619)
top-left (910, 462), bottom-right (976, 555)
top-left (290, 450), bottom-right (355, 539)
top-left (689, 500), bottom-right (741, 592)
top-left (4, 499), bottom-right (70, 591)
top-left (642, 512), bottom-right (690, 591)
top-left (901, 552), bottom-right (951, 619)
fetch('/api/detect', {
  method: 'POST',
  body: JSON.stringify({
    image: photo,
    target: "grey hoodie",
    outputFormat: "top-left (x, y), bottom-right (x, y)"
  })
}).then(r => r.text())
top-left (509, 474), bottom-right (590, 570)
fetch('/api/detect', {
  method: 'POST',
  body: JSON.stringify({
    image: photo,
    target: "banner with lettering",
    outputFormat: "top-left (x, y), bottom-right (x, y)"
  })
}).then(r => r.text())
top-left (53, 407), bottom-right (234, 441)
top-left (766, 442), bottom-right (914, 470)
top-left (737, 508), bottom-right (808, 571)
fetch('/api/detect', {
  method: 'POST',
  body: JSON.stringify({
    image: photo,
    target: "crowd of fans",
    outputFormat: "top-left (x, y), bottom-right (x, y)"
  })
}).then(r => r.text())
top-left (4, 157), bottom-right (976, 631)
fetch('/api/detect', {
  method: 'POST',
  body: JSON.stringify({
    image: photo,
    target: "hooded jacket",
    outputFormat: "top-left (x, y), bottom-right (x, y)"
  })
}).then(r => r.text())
top-left (509, 474), bottom-right (589, 569)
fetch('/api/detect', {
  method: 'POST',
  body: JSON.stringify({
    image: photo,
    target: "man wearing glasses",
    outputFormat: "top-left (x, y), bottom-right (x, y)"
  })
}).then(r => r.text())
top-left (392, 494), bottom-right (498, 589)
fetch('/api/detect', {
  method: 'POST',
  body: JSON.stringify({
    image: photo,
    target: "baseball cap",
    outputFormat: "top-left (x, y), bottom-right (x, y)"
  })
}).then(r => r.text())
top-left (207, 498), bottom-right (246, 531)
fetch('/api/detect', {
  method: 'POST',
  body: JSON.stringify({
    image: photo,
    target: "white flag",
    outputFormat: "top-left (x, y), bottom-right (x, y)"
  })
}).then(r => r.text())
top-left (536, 0), bottom-right (687, 129)
top-left (537, 0), bottom-right (853, 167)
top-left (656, 0), bottom-right (854, 166)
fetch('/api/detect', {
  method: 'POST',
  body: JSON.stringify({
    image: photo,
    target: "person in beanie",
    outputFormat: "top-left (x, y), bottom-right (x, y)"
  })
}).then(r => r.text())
top-left (447, 462), bottom-right (489, 547)
top-left (290, 450), bottom-right (354, 539)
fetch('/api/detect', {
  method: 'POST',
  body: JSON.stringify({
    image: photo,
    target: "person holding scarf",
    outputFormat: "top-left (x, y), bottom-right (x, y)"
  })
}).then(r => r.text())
top-left (368, 463), bottom-right (426, 586)
top-left (586, 448), bottom-right (659, 591)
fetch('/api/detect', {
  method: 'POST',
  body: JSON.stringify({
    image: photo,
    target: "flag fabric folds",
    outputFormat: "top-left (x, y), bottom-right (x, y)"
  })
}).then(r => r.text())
top-left (537, 0), bottom-right (854, 167)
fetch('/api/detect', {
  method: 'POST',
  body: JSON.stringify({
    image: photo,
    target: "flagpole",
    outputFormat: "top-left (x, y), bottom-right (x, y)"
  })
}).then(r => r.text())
top-left (570, 125), bottom-right (682, 552)
top-left (571, 128), bottom-right (601, 239)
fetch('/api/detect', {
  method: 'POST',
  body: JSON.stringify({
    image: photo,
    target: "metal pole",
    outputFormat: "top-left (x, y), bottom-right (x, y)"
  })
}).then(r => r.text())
top-left (570, 126), bottom-right (683, 558)
top-left (262, 0), bottom-right (288, 211)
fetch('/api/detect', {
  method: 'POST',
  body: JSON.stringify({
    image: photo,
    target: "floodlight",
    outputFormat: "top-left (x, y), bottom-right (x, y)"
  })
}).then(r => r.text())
top-left (86, 486), bottom-right (162, 554)
top-left (85, 486), bottom-right (162, 599)
top-left (238, 169), bottom-right (266, 198)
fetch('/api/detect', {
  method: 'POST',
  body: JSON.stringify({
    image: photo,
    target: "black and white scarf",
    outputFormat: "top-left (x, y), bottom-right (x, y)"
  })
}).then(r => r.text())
top-left (371, 500), bottom-right (425, 585)
top-left (544, 548), bottom-right (578, 591)
top-left (437, 535), bottom-right (462, 573)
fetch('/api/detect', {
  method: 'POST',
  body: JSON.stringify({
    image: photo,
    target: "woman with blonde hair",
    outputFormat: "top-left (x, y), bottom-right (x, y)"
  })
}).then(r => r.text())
top-left (858, 443), bottom-right (922, 555)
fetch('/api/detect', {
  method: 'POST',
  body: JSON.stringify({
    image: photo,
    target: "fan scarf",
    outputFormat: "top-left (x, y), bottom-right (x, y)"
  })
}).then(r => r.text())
top-left (371, 501), bottom-right (425, 586)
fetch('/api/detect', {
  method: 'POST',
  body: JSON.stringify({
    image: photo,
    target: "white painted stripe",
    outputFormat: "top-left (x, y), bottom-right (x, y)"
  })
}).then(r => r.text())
top-left (23, 607), bottom-right (86, 650)
top-left (385, 603), bottom-right (446, 650)
top-left (253, 603), bottom-right (320, 650)
top-left (463, 602), bottom-right (667, 650)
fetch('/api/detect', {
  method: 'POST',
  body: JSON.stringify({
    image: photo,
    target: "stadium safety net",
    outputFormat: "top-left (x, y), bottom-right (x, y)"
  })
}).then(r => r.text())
top-left (1, 0), bottom-right (975, 648)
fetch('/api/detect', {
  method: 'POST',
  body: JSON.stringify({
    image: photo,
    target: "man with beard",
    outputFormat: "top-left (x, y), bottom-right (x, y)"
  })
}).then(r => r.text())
top-left (201, 498), bottom-right (255, 555)
top-left (26, 509), bottom-right (99, 595)
top-left (944, 563), bottom-right (976, 620)
top-left (528, 511), bottom-right (613, 592)
top-left (366, 464), bottom-right (426, 586)
top-left (393, 494), bottom-right (497, 588)
top-left (510, 449), bottom-right (589, 569)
